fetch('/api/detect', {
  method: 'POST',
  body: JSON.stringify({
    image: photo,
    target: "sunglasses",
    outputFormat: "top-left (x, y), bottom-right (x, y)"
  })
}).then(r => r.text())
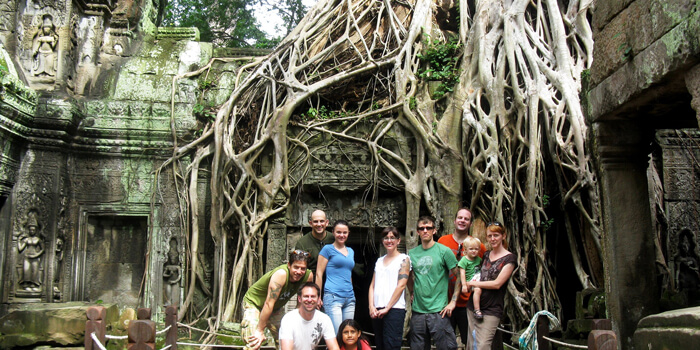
top-left (291, 249), bottom-right (310, 257)
top-left (417, 226), bottom-right (435, 231)
top-left (487, 221), bottom-right (503, 227)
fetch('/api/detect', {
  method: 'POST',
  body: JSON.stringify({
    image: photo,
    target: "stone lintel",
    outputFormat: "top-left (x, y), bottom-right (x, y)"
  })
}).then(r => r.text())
top-left (73, 0), bottom-right (116, 17)
top-left (588, 8), bottom-right (700, 122)
top-left (593, 121), bottom-right (651, 168)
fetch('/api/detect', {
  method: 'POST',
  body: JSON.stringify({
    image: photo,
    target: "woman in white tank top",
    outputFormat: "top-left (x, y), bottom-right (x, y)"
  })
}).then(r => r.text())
top-left (368, 227), bottom-right (412, 350)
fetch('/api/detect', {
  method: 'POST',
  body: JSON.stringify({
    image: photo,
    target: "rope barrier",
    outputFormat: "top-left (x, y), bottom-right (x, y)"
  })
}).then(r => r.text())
top-left (156, 324), bottom-right (172, 335)
top-left (497, 326), bottom-right (522, 337)
top-left (102, 324), bottom-right (171, 340)
top-left (177, 322), bottom-right (241, 339)
top-left (90, 332), bottom-right (108, 350)
top-left (176, 341), bottom-right (277, 348)
top-left (105, 334), bottom-right (128, 340)
top-left (160, 344), bottom-right (172, 350)
top-left (503, 342), bottom-right (518, 350)
top-left (541, 335), bottom-right (588, 349)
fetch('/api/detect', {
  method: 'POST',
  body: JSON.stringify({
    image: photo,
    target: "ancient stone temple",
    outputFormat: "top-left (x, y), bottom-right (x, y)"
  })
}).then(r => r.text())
top-left (0, 0), bottom-right (699, 349)
top-left (0, 0), bottom-right (206, 315)
top-left (588, 1), bottom-right (700, 348)
top-left (0, 0), bottom-right (405, 328)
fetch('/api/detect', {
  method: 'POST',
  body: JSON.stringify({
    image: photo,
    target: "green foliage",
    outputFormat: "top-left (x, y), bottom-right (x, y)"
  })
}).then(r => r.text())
top-left (540, 195), bottom-right (555, 231)
top-left (162, 0), bottom-right (271, 48)
top-left (612, 33), bottom-right (632, 61)
top-left (409, 97), bottom-right (417, 111)
top-left (417, 36), bottom-right (461, 99)
top-left (254, 37), bottom-right (282, 49)
top-left (299, 105), bottom-right (359, 123)
top-left (261, 0), bottom-right (308, 37)
top-left (198, 78), bottom-right (216, 90)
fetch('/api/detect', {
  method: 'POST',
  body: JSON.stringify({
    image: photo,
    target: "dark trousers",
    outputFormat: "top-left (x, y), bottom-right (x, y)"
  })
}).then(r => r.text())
top-left (372, 308), bottom-right (406, 350)
top-left (450, 306), bottom-right (469, 345)
top-left (409, 312), bottom-right (458, 350)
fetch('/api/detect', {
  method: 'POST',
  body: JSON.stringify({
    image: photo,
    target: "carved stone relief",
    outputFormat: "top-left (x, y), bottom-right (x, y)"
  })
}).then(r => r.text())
top-left (289, 143), bottom-right (373, 191)
top-left (266, 224), bottom-right (287, 269)
top-left (53, 181), bottom-right (69, 301)
top-left (19, 7), bottom-right (65, 87)
top-left (672, 229), bottom-right (700, 294)
top-left (0, 0), bottom-right (17, 34)
top-left (73, 14), bottom-right (103, 94)
top-left (15, 209), bottom-right (45, 296)
top-left (30, 14), bottom-right (58, 78)
top-left (0, 137), bottom-right (22, 196)
top-left (101, 0), bottom-right (143, 57)
top-left (657, 130), bottom-right (700, 305)
top-left (162, 237), bottom-right (180, 306)
top-left (286, 196), bottom-right (404, 229)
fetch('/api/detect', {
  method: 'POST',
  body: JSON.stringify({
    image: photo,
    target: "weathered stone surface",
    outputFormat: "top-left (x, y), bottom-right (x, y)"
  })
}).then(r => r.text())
top-left (633, 307), bottom-right (700, 349)
top-left (686, 64), bottom-right (700, 125)
top-left (0, 302), bottom-right (119, 347)
top-left (588, 8), bottom-right (700, 121)
top-left (657, 130), bottom-right (700, 201)
top-left (591, 0), bottom-right (696, 87)
top-left (592, 0), bottom-right (635, 31)
top-left (117, 307), bottom-right (137, 331)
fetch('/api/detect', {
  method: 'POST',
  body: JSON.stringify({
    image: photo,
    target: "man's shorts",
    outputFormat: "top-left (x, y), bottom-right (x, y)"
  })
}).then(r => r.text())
top-left (241, 301), bottom-right (283, 349)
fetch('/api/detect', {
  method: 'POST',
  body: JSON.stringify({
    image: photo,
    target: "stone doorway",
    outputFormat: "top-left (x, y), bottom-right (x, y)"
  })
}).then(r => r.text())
top-left (78, 215), bottom-right (148, 306)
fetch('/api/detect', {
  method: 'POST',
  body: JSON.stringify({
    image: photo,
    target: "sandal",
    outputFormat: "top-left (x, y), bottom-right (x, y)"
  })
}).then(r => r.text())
top-left (474, 309), bottom-right (484, 321)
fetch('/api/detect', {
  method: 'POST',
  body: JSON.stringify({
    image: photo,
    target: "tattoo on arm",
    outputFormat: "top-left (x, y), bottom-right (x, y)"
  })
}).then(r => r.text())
top-left (398, 258), bottom-right (410, 280)
top-left (268, 282), bottom-right (282, 301)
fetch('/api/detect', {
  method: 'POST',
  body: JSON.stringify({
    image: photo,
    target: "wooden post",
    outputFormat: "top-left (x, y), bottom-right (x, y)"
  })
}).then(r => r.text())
top-left (85, 306), bottom-right (107, 350)
top-left (536, 314), bottom-right (550, 350)
top-left (165, 305), bottom-right (178, 350)
top-left (128, 308), bottom-right (155, 350)
top-left (588, 330), bottom-right (617, 350)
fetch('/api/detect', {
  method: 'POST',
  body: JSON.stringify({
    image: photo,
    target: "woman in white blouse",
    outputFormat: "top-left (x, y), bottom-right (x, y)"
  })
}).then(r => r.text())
top-left (368, 227), bottom-right (411, 350)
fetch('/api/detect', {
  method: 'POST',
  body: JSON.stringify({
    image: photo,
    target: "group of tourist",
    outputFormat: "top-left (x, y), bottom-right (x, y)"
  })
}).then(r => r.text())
top-left (241, 208), bottom-right (516, 350)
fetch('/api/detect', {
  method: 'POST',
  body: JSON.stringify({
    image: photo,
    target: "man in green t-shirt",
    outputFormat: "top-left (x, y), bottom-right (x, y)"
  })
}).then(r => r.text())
top-left (408, 215), bottom-right (461, 350)
top-left (242, 250), bottom-right (314, 350)
top-left (294, 209), bottom-right (334, 278)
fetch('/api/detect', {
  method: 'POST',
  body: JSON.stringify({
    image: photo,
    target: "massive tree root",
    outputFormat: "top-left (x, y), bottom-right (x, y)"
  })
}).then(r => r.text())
top-left (164, 0), bottom-right (600, 331)
top-left (459, 0), bottom-right (599, 322)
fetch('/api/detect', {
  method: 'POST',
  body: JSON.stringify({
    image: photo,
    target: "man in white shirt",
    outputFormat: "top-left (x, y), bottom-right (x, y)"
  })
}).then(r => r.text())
top-left (279, 282), bottom-right (339, 350)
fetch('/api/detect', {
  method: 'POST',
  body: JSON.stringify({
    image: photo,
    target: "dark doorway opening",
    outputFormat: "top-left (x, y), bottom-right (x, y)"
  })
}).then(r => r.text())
top-left (84, 215), bottom-right (148, 306)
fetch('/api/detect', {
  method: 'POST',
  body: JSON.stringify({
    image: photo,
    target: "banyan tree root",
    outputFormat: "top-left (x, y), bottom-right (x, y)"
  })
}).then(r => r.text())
top-left (160, 0), bottom-right (600, 331)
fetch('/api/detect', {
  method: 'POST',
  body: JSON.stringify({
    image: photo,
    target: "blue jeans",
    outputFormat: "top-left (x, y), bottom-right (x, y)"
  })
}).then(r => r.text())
top-left (371, 308), bottom-right (406, 350)
top-left (323, 292), bottom-right (356, 333)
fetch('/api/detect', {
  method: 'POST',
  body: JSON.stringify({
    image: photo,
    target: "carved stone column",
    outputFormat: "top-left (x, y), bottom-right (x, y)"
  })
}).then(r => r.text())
top-left (72, 0), bottom-right (115, 95)
top-left (592, 120), bottom-right (659, 350)
top-left (656, 130), bottom-right (700, 304)
top-left (267, 223), bottom-right (287, 269)
top-left (5, 148), bottom-right (67, 303)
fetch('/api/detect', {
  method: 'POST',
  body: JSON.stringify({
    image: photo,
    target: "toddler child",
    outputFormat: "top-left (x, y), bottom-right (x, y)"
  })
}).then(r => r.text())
top-left (459, 236), bottom-right (484, 320)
